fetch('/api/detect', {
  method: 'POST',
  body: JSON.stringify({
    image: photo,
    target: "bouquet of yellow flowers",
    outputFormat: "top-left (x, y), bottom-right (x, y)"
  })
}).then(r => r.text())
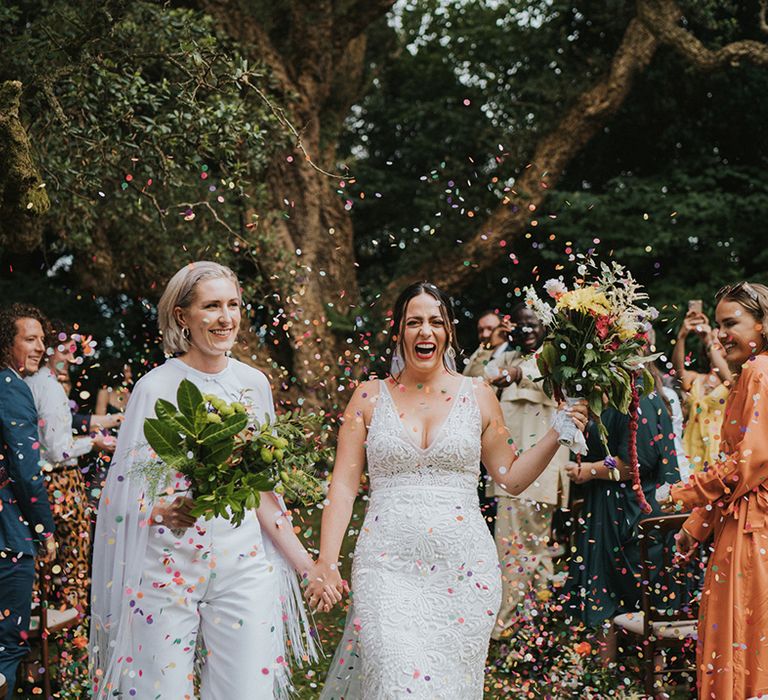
top-left (526, 260), bottom-right (659, 512)
top-left (138, 379), bottom-right (329, 526)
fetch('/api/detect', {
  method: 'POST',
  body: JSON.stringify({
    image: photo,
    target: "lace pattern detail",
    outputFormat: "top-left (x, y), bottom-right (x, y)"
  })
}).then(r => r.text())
top-left (344, 377), bottom-right (501, 699)
top-left (365, 378), bottom-right (482, 492)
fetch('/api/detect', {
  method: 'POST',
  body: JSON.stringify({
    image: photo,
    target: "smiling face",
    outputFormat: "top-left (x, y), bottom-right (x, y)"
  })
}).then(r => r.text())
top-left (477, 313), bottom-right (500, 346)
top-left (11, 318), bottom-right (46, 376)
top-left (512, 308), bottom-right (545, 352)
top-left (715, 298), bottom-right (767, 368)
top-left (175, 277), bottom-right (241, 360)
top-left (399, 293), bottom-right (450, 373)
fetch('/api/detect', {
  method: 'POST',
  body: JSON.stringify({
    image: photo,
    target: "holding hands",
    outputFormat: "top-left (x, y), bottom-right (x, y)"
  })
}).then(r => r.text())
top-left (304, 559), bottom-right (348, 613)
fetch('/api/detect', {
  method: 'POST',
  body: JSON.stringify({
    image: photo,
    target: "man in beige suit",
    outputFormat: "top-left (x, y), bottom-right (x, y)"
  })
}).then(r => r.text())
top-left (489, 304), bottom-right (570, 639)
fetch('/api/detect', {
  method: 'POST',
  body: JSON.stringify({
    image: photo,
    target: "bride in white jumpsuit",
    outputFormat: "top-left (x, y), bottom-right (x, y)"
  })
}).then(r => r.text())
top-left (90, 262), bottom-right (321, 699)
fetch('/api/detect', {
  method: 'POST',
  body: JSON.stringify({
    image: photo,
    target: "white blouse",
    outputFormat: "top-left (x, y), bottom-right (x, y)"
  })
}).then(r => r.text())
top-left (25, 367), bottom-right (93, 466)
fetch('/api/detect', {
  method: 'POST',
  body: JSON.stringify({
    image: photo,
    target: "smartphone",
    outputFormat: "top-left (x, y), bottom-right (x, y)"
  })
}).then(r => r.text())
top-left (688, 299), bottom-right (703, 314)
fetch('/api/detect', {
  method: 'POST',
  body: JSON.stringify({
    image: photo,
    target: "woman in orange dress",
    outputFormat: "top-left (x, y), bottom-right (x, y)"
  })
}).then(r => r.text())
top-left (664, 281), bottom-right (768, 700)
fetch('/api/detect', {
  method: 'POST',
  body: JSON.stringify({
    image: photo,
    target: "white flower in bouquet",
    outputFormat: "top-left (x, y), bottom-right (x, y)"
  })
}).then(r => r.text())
top-left (525, 286), bottom-right (555, 327)
top-left (543, 278), bottom-right (567, 299)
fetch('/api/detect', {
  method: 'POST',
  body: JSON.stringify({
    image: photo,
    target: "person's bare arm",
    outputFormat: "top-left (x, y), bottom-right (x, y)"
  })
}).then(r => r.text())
top-left (475, 381), bottom-right (587, 495)
top-left (305, 382), bottom-right (371, 610)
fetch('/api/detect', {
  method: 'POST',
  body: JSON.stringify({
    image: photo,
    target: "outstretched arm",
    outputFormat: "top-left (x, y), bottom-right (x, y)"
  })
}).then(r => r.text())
top-left (475, 381), bottom-right (587, 495)
top-left (305, 383), bottom-right (370, 610)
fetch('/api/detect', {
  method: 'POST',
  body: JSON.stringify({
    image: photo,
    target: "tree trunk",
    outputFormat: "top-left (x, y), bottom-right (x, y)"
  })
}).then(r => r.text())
top-left (0, 81), bottom-right (50, 248)
top-left (201, 1), bottom-right (393, 403)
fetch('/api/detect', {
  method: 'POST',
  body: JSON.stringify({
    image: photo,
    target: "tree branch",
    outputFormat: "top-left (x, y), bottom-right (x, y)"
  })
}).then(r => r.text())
top-left (333, 0), bottom-right (395, 55)
top-left (638, 0), bottom-right (768, 69)
top-left (197, 0), bottom-right (297, 95)
top-left (382, 15), bottom-right (661, 307)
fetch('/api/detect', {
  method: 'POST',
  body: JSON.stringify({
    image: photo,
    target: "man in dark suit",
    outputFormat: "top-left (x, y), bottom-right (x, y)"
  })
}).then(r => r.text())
top-left (0, 303), bottom-right (56, 696)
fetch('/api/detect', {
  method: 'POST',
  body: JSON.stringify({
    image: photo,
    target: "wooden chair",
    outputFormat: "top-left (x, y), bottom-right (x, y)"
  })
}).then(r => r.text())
top-left (613, 514), bottom-right (700, 697)
top-left (25, 577), bottom-right (80, 698)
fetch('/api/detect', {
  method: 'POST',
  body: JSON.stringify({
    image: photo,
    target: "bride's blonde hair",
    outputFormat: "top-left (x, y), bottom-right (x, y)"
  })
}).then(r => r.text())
top-left (158, 261), bottom-right (240, 355)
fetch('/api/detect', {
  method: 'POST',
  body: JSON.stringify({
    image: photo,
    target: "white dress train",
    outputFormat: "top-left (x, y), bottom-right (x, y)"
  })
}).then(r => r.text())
top-left (322, 377), bottom-right (502, 699)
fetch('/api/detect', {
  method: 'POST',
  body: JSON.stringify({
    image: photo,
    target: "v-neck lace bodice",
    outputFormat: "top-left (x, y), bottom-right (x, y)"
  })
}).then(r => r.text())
top-left (322, 374), bottom-right (500, 699)
top-left (366, 377), bottom-right (481, 492)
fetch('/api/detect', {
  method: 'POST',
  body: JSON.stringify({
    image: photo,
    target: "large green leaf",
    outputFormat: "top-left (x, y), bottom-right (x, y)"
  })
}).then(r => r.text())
top-left (201, 439), bottom-right (234, 467)
top-left (177, 379), bottom-right (204, 420)
top-left (155, 398), bottom-right (195, 436)
top-left (144, 417), bottom-right (186, 464)
top-left (199, 412), bottom-right (248, 445)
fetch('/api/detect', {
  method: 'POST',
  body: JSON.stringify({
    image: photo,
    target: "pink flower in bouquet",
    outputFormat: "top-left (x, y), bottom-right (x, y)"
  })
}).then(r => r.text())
top-left (594, 314), bottom-right (612, 340)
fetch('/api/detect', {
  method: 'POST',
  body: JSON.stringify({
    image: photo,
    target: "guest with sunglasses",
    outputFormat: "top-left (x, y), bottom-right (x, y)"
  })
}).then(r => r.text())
top-left (663, 281), bottom-right (768, 700)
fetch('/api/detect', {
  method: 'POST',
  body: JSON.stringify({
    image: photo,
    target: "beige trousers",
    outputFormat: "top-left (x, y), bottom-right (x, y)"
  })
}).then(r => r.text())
top-left (492, 498), bottom-right (554, 639)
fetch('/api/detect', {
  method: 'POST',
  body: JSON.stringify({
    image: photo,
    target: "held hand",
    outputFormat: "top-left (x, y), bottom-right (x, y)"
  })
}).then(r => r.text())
top-left (565, 400), bottom-right (589, 433)
top-left (659, 494), bottom-right (687, 514)
top-left (93, 433), bottom-right (117, 453)
top-left (40, 535), bottom-right (57, 564)
top-left (674, 527), bottom-right (698, 561)
top-left (150, 496), bottom-right (197, 530)
top-left (565, 461), bottom-right (594, 485)
top-left (304, 560), bottom-right (347, 612)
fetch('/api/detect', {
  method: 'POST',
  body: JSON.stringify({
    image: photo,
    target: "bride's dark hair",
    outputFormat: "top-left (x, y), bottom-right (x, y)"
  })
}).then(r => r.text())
top-left (389, 281), bottom-right (461, 371)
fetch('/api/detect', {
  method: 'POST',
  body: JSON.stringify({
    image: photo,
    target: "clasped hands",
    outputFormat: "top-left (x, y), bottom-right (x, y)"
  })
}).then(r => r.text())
top-left (303, 559), bottom-right (349, 613)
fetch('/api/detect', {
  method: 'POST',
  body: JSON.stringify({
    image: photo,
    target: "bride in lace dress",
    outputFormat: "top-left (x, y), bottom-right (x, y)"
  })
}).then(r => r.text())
top-left (307, 282), bottom-right (588, 699)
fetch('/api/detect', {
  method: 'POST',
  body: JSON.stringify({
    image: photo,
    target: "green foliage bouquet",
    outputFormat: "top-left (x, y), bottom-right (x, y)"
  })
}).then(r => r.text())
top-left (526, 259), bottom-right (659, 512)
top-left (139, 379), bottom-right (329, 526)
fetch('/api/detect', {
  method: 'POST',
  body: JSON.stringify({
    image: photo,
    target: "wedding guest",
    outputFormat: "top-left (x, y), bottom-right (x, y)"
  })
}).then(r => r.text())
top-left (24, 320), bottom-right (115, 612)
top-left (462, 309), bottom-right (501, 377)
top-left (490, 303), bottom-right (571, 639)
top-left (562, 361), bottom-right (679, 661)
top-left (672, 308), bottom-right (732, 473)
top-left (90, 261), bottom-right (318, 699)
top-left (663, 281), bottom-right (768, 700)
top-left (0, 304), bottom-right (56, 697)
top-left (94, 358), bottom-right (132, 416)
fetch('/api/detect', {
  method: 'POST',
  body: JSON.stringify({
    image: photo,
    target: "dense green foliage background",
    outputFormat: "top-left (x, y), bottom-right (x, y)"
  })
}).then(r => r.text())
top-left (2, 0), bottom-right (767, 368)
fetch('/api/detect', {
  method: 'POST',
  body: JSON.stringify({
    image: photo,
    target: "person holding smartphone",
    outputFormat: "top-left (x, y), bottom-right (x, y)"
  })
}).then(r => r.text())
top-left (672, 299), bottom-right (733, 473)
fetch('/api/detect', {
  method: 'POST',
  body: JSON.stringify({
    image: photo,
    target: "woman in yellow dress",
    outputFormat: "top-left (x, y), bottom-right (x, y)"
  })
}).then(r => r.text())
top-left (672, 308), bottom-right (732, 472)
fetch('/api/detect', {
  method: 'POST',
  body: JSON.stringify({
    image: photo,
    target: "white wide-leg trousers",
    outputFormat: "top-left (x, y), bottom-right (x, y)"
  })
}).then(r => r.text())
top-left (124, 511), bottom-right (281, 699)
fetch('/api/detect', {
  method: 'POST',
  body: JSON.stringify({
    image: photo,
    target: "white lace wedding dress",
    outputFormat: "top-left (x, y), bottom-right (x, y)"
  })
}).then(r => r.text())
top-left (321, 377), bottom-right (502, 699)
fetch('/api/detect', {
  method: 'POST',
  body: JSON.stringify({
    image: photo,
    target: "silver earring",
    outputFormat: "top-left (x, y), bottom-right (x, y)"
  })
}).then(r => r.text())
top-left (444, 345), bottom-right (457, 372)
top-left (182, 327), bottom-right (191, 340)
top-left (390, 346), bottom-right (405, 376)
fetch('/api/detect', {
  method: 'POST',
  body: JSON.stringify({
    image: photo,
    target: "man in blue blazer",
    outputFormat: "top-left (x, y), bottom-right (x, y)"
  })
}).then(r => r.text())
top-left (0, 303), bottom-right (55, 696)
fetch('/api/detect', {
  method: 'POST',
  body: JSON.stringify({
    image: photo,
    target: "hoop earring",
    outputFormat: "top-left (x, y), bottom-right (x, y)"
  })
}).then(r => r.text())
top-left (182, 327), bottom-right (191, 340)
